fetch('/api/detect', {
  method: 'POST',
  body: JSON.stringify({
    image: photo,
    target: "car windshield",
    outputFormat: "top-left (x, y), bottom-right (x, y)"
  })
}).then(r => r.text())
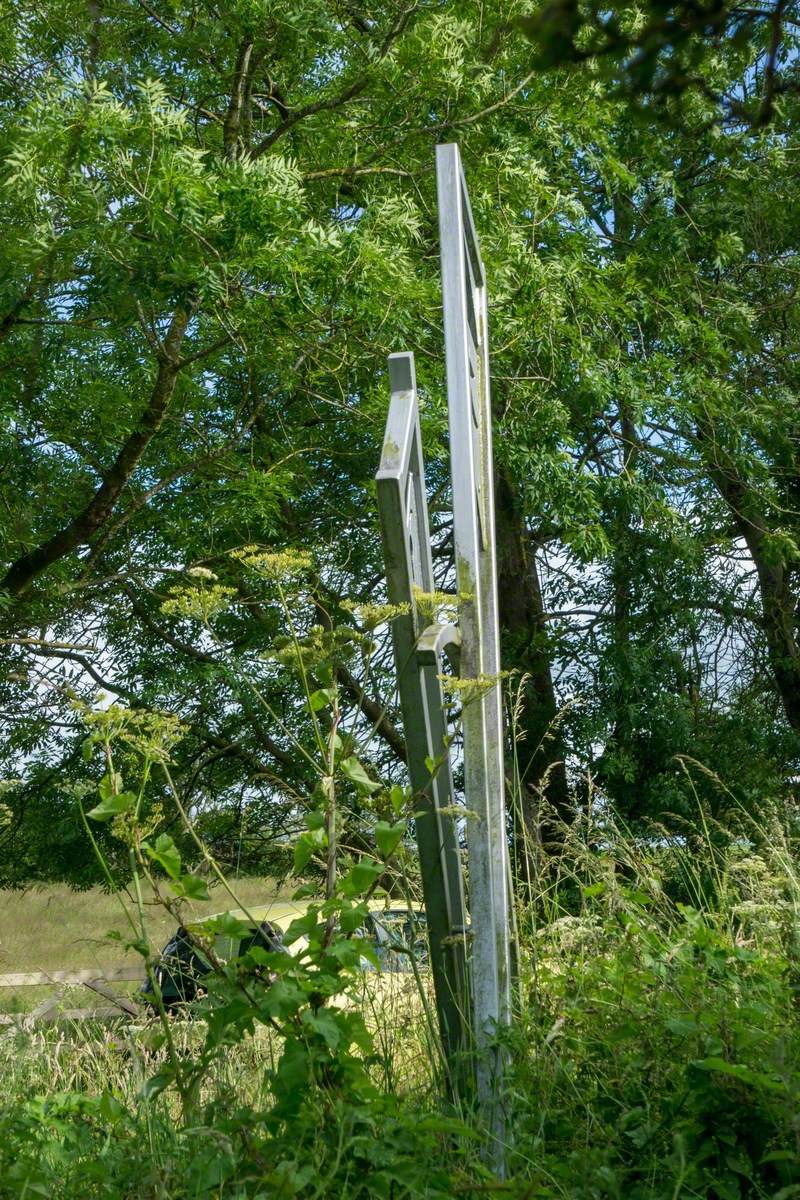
top-left (238, 921), bottom-right (286, 957)
top-left (369, 909), bottom-right (428, 973)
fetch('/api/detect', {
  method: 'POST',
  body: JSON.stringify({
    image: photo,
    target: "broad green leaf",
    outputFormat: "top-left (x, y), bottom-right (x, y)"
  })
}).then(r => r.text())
top-left (140, 1072), bottom-right (173, 1102)
top-left (170, 874), bottom-right (210, 902)
top-left (144, 833), bottom-right (181, 880)
top-left (302, 1007), bottom-right (342, 1049)
top-left (340, 859), bottom-right (383, 897)
top-left (761, 1150), bottom-right (799, 1164)
top-left (196, 912), bottom-right (251, 940)
top-left (283, 908), bottom-right (320, 945)
top-left (389, 784), bottom-right (406, 815)
top-left (340, 755), bottom-right (380, 793)
top-left (582, 882), bottom-right (605, 898)
top-left (98, 1091), bottom-right (125, 1124)
top-left (87, 791), bottom-right (136, 822)
top-left (666, 1016), bottom-right (700, 1036)
top-left (291, 883), bottom-right (317, 901)
top-left (98, 772), bottom-right (123, 801)
top-left (260, 978), bottom-right (305, 1020)
top-left (309, 687), bottom-right (336, 712)
top-left (338, 901), bottom-right (368, 933)
top-left (294, 832), bottom-right (315, 873)
top-left (294, 825), bottom-right (326, 872)
top-left (326, 937), bottom-right (368, 970)
top-left (375, 819), bottom-right (406, 859)
top-left (693, 1057), bottom-right (785, 1092)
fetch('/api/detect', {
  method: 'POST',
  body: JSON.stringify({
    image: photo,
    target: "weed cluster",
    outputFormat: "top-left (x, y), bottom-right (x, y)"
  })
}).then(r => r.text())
top-left (510, 814), bottom-right (800, 1198)
top-left (2, 565), bottom-right (799, 1198)
top-left (2, 812), bottom-right (800, 1199)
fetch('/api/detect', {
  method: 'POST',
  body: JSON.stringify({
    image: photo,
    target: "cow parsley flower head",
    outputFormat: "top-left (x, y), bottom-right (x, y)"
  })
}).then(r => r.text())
top-left (230, 544), bottom-right (313, 581)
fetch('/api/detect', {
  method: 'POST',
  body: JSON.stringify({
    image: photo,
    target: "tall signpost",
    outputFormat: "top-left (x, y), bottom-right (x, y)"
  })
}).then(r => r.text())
top-left (375, 351), bottom-right (470, 1080)
top-left (376, 144), bottom-right (511, 1166)
top-left (436, 141), bottom-right (512, 1148)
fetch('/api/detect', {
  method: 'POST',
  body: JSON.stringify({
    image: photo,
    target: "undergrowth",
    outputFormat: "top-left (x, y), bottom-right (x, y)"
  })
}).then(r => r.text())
top-left (2, 808), bottom-right (800, 1200)
top-left (3, 566), bottom-right (799, 1199)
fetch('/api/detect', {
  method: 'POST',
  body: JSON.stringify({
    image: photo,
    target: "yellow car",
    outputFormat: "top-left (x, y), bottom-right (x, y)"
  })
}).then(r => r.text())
top-left (143, 899), bottom-right (429, 1011)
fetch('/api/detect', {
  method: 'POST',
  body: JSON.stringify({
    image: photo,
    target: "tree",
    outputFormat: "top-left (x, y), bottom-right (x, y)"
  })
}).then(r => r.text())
top-left (519, 0), bottom-right (800, 127)
top-left (1, 0), bottom-right (797, 886)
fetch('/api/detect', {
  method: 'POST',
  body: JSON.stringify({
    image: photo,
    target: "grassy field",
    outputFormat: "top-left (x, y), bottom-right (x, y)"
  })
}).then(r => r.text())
top-left (0, 878), bottom-right (292, 1013)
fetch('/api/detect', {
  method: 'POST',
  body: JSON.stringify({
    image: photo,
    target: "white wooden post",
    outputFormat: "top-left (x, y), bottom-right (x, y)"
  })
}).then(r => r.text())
top-left (436, 142), bottom-right (511, 1158)
top-left (375, 144), bottom-right (513, 1170)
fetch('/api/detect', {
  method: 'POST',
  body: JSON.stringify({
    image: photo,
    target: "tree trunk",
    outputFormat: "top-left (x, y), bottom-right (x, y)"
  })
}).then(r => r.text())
top-left (494, 466), bottom-right (571, 879)
top-left (704, 445), bottom-right (800, 732)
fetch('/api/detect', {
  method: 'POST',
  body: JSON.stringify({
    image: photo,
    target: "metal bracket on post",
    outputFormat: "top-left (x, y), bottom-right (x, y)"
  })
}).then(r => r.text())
top-left (417, 623), bottom-right (460, 670)
top-left (375, 351), bottom-right (470, 1083)
top-left (436, 142), bottom-right (512, 1162)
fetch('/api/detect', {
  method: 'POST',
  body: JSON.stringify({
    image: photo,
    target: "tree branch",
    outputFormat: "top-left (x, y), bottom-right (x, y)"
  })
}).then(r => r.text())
top-left (336, 662), bottom-right (407, 764)
top-left (123, 584), bottom-right (220, 666)
top-left (1, 303), bottom-right (194, 597)
top-left (223, 40), bottom-right (254, 161)
top-left (250, 78), bottom-right (367, 158)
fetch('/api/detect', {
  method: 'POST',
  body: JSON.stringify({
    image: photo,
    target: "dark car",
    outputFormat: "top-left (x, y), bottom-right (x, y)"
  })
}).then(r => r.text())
top-left (142, 919), bottom-right (284, 1011)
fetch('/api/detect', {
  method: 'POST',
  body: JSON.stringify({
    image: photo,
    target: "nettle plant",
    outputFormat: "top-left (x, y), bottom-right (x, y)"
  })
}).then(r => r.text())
top-left (78, 547), bottom-right (416, 1129)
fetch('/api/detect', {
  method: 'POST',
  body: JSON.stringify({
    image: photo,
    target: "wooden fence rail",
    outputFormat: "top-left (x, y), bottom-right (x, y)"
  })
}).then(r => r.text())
top-left (0, 965), bottom-right (145, 1027)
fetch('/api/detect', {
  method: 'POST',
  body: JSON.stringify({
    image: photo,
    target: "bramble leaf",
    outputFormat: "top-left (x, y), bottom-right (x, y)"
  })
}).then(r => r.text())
top-left (340, 756), bottom-right (380, 793)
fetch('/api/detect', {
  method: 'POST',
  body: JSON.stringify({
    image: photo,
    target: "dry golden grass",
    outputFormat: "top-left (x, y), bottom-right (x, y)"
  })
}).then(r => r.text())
top-left (0, 878), bottom-right (291, 1012)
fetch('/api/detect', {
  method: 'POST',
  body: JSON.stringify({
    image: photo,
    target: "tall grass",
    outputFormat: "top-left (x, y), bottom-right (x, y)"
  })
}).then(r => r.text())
top-left (2, 805), bottom-right (800, 1199)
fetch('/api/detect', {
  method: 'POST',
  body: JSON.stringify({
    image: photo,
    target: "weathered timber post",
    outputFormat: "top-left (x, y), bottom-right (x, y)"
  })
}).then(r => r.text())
top-left (375, 351), bottom-right (471, 1079)
top-left (436, 142), bottom-right (512, 1158)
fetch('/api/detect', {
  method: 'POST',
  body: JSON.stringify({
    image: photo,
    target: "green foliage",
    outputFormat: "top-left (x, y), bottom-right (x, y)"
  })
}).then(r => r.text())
top-left (51, 572), bottom-right (422, 1168)
top-left (0, 1077), bottom-right (469, 1199)
top-left (2, 816), bottom-right (800, 1198)
top-left (518, 0), bottom-right (795, 126)
top-left (510, 825), bottom-right (800, 1198)
top-left (2, 0), bottom-right (800, 878)
top-left (1, 6), bottom-right (800, 1194)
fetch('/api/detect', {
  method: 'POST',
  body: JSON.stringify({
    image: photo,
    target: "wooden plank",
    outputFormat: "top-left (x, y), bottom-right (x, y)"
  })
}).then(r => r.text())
top-left (57, 1007), bottom-right (130, 1021)
top-left (0, 966), bottom-right (143, 988)
top-left (83, 978), bottom-right (140, 1017)
top-left (26, 990), bottom-right (64, 1026)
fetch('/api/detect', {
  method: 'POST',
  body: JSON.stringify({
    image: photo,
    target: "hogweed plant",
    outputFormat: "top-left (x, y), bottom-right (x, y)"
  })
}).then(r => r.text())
top-left (6, 560), bottom-right (800, 1197)
top-left (65, 548), bottom-right (471, 1178)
